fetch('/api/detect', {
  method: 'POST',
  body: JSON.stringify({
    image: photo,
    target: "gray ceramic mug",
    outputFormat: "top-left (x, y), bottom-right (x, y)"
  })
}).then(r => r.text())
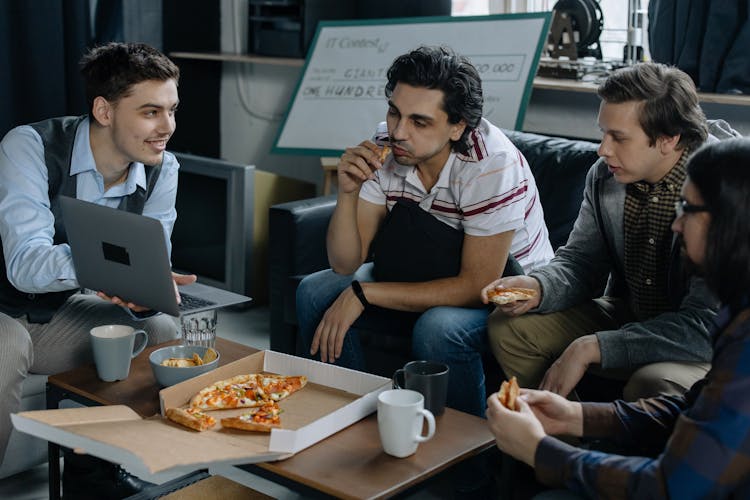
top-left (393, 360), bottom-right (449, 416)
top-left (90, 325), bottom-right (148, 382)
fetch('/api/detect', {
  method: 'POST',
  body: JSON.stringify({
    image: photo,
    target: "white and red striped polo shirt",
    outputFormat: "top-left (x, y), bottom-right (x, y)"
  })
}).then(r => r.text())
top-left (360, 118), bottom-right (553, 273)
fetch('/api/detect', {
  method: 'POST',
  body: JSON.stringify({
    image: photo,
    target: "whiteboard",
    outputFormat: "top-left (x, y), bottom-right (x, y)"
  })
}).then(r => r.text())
top-left (273, 13), bottom-right (551, 156)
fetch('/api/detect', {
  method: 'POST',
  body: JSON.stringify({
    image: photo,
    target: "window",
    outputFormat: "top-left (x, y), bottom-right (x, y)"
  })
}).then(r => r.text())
top-left (452, 0), bottom-right (650, 61)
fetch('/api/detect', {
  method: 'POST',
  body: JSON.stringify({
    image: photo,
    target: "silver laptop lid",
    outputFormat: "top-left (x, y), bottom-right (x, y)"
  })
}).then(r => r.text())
top-left (60, 196), bottom-right (251, 316)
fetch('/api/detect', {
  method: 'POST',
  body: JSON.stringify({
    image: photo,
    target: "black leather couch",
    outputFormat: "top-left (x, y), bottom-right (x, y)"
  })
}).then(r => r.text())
top-left (269, 129), bottom-right (599, 377)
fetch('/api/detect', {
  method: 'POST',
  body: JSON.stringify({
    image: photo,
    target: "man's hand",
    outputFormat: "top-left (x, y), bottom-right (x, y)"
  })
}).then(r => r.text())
top-left (310, 285), bottom-right (365, 363)
top-left (96, 271), bottom-right (197, 312)
top-left (539, 335), bottom-right (601, 397)
top-left (96, 291), bottom-right (151, 312)
top-left (486, 391), bottom-right (546, 467)
top-left (480, 275), bottom-right (541, 316)
top-left (172, 271), bottom-right (198, 304)
top-left (337, 141), bottom-right (384, 194)
top-left (520, 389), bottom-right (584, 437)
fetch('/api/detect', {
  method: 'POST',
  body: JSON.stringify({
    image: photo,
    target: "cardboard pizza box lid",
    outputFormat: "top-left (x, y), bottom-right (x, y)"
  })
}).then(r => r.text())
top-left (11, 350), bottom-right (390, 482)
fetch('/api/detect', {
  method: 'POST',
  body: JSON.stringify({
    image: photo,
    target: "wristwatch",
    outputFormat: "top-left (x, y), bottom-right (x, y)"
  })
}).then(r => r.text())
top-left (351, 280), bottom-right (370, 308)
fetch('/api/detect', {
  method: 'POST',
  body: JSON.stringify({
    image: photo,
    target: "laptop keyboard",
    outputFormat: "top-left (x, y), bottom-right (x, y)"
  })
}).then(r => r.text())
top-left (178, 292), bottom-right (217, 312)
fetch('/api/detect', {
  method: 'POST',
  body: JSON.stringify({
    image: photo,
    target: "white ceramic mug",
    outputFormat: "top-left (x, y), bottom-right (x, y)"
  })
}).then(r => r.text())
top-left (377, 389), bottom-right (435, 458)
top-left (90, 325), bottom-right (148, 382)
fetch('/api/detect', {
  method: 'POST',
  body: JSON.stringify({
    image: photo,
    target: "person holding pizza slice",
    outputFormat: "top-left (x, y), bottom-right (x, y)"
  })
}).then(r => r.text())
top-left (487, 138), bottom-right (750, 498)
top-left (295, 46), bottom-right (554, 418)
top-left (482, 63), bottom-right (740, 402)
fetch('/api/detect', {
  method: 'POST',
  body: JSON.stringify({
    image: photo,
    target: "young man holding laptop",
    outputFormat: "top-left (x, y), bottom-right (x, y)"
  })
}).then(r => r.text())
top-left (0, 42), bottom-right (191, 496)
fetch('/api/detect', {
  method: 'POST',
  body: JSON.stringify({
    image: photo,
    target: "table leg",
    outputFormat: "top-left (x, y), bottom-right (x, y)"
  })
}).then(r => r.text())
top-left (48, 442), bottom-right (61, 500)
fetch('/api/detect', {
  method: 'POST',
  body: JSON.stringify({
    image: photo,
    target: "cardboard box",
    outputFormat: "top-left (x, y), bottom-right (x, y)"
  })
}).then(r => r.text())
top-left (12, 351), bottom-right (390, 482)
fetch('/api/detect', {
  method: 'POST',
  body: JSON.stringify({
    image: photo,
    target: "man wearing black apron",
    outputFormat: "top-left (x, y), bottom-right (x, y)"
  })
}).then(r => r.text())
top-left (297, 46), bottom-right (553, 417)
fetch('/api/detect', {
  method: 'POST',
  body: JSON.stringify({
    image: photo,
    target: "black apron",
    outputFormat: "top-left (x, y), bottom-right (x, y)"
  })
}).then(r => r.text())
top-left (371, 199), bottom-right (523, 283)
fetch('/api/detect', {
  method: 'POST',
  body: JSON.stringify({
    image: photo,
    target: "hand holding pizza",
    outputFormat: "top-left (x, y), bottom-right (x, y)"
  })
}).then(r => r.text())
top-left (520, 389), bottom-right (584, 437)
top-left (486, 385), bottom-right (546, 467)
top-left (336, 141), bottom-right (386, 194)
top-left (480, 275), bottom-right (541, 316)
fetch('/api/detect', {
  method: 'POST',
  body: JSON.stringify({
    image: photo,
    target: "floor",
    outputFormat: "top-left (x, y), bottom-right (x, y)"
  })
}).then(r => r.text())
top-left (0, 306), bottom-right (457, 499)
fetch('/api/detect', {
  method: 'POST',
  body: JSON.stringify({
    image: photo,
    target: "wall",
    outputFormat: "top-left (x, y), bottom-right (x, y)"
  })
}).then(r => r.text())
top-left (218, 2), bottom-right (749, 190)
top-left (219, 0), bottom-right (321, 189)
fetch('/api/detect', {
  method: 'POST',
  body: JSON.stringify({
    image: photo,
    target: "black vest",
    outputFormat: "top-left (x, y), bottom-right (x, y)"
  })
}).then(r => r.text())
top-left (0, 115), bottom-right (162, 323)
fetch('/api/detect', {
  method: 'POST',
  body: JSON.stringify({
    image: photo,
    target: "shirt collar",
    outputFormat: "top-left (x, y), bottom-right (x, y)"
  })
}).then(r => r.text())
top-left (631, 149), bottom-right (690, 194)
top-left (394, 152), bottom-right (455, 193)
top-left (70, 117), bottom-right (147, 192)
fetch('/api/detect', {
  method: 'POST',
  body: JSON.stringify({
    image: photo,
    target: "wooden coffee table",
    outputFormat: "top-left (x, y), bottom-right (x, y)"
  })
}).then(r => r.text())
top-left (46, 338), bottom-right (495, 500)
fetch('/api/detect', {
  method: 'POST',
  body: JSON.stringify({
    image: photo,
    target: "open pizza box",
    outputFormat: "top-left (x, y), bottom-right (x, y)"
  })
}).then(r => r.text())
top-left (11, 350), bottom-right (391, 482)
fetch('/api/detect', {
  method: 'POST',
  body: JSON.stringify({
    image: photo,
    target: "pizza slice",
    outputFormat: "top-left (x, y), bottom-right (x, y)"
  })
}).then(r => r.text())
top-left (190, 374), bottom-right (308, 410)
top-left (497, 376), bottom-right (520, 411)
top-left (258, 374), bottom-right (308, 402)
top-left (190, 374), bottom-right (266, 410)
top-left (487, 287), bottom-right (537, 305)
top-left (166, 407), bottom-right (216, 431)
top-left (378, 145), bottom-right (391, 163)
top-left (220, 402), bottom-right (282, 432)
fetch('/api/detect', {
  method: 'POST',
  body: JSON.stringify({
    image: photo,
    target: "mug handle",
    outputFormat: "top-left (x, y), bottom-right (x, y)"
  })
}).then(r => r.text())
top-left (415, 408), bottom-right (435, 443)
top-left (392, 369), bottom-right (405, 389)
top-left (131, 329), bottom-right (148, 358)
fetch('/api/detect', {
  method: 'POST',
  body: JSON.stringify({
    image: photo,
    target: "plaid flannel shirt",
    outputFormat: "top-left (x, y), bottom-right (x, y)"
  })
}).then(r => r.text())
top-left (534, 302), bottom-right (750, 499)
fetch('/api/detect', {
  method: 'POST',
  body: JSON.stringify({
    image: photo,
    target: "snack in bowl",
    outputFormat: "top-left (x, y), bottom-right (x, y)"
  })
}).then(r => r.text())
top-left (149, 345), bottom-right (220, 387)
top-left (497, 376), bottom-right (520, 411)
top-left (220, 402), bottom-right (282, 432)
top-left (487, 287), bottom-right (537, 305)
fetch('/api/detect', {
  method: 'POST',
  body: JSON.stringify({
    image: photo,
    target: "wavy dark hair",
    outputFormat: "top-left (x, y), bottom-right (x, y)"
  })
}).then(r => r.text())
top-left (385, 46), bottom-right (483, 154)
top-left (80, 42), bottom-right (179, 116)
top-left (687, 138), bottom-right (750, 307)
top-left (598, 63), bottom-right (707, 152)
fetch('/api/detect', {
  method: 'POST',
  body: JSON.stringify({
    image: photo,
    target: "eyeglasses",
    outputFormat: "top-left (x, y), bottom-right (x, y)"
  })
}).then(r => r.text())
top-left (674, 199), bottom-right (709, 219)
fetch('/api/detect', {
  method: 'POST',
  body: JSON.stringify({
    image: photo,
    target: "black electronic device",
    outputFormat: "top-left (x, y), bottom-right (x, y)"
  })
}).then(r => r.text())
top-left (550, 0), bottom-right (604, 60)
top-left (249, 0), bottom-right (356, 58)
top-left (171, 152), bottom-right (255, 297)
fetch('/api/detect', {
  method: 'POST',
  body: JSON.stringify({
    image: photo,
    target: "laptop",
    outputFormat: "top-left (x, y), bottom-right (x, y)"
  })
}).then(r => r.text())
top-left (59, 196), bottom-right (252, 316)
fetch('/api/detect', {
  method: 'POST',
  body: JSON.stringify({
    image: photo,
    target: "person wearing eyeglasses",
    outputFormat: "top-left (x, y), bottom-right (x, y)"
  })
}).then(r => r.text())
top-left (481, 63), bottom-right (741, 402)
top-left (487, 138), bottom-right (750, 498)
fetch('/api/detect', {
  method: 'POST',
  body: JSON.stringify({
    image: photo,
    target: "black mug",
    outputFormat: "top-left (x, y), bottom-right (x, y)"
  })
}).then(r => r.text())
top-left (393, 360), bottom-right (449, 416)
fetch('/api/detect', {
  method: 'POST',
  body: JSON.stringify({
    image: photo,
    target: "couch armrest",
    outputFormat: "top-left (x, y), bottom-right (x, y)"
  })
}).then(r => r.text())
top-left (269, 195), bottom-right (337, 353)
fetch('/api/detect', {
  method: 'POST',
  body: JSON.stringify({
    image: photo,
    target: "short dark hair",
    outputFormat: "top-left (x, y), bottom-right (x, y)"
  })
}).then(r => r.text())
top-left (385, 46), bottom-right (483, 154)
top-left (79, 42), bottom-right (179, 113)
top-left (686, 138), bottom-right (750, 307)
top-left (598, 63), bottom-right (707, 152)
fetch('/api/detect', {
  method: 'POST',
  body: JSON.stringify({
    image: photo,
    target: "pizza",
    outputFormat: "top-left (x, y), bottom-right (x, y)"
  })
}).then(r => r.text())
top-left (220, 402), bottom-right (282, 432)
top-left (166, 407), bottom-right (216, 431)
top-left (190, 374), bottom-right (307, 411)
top-left (487, 287), bottom-right (537, 305)
top-left (497, 376), bottom-right (520, 411)
top-left (378, 145), bottom-right (391, 163)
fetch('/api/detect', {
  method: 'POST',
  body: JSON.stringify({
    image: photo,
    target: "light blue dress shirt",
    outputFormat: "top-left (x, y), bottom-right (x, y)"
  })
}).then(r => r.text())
top-left (0, 117), bottom-right (179, 294)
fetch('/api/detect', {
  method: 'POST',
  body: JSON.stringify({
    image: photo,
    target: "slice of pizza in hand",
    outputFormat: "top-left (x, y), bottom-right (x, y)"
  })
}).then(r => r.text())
top-left (221, 402), bottom-right (282, 432)
top-left (378, 145), bottom-right (392, 163)
top-left (487, 287), bottom-right (538, 305)
top-left (166, 407), bottom-right (216, 431)
top-left (497, 376), bottom-right (520, 411)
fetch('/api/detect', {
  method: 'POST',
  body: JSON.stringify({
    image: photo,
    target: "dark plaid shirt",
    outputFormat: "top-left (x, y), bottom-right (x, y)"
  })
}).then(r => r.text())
top-left (623, 150), bottom-right (689, 320)
top-left (534, 302), bottom-right (750, 498)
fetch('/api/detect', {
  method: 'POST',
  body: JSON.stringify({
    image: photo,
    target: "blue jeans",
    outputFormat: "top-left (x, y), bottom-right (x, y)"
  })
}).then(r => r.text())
top-left (296, 263), bottom-right (492, 416)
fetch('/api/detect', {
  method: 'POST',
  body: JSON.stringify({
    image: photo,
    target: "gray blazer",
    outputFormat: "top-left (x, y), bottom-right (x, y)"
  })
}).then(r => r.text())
top-left (530, 121), bottom-right (740, 370)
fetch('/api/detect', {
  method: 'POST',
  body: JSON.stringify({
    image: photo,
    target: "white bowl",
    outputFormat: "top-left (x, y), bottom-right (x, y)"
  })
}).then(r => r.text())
top-left (149, 345), bottom-right (220, 387)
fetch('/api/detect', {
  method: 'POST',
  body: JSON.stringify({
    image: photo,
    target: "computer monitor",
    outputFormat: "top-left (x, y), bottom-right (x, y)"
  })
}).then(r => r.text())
top-left (171, 152), bottom-right (255, 296)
